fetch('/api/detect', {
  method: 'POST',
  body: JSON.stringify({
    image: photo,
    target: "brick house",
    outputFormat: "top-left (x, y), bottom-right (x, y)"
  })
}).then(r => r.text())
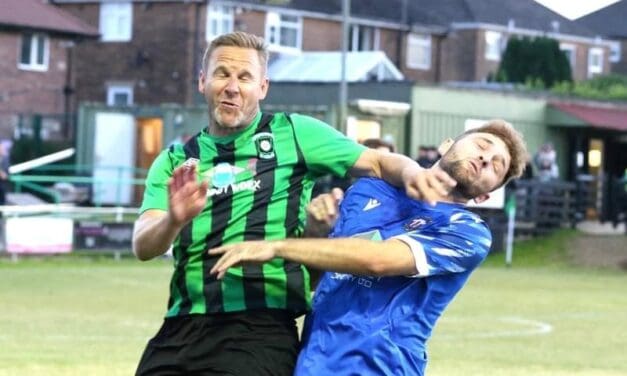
top-left (51, 0), bottom-right (613, 110)
top-left (0, 0), bottom-right (97, 138)
top-left (577, 0), bottom-right (627, 76)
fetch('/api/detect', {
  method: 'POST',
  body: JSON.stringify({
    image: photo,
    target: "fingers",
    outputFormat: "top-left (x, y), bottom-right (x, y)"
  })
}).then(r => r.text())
top-left (308, 193), bottom-right (339, 225)
top-left (331, 187), bottom-right (344, 202)
top-left (405, 168), bottom-right (457, 206)
top-left (209, 247), bottom-right (238, 279)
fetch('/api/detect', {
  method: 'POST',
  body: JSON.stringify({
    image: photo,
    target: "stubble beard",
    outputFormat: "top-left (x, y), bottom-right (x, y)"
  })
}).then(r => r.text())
top-left (210, 106), bottom-right (246, 135)
top-left (438, 157), bottom-right (481, 200)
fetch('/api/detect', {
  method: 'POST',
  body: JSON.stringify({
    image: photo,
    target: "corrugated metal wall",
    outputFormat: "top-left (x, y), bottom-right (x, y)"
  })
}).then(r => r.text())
top-left (410, 86), bottom-right (558, 172)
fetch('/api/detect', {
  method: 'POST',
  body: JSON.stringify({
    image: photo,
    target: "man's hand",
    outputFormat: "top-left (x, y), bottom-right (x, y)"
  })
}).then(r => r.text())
top-left (305, 188), bottom-right (343, 237)
top-left (167, 163), bottom-right (208, 227)
top-left (208, 241), bottom-right (278, 279)
top-left (402, 165), bottom-right (457, 205)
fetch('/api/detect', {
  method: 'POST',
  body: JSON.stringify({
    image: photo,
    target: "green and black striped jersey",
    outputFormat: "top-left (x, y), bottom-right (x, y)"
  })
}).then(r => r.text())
top-left (141, 112), bottom-right (366, 317)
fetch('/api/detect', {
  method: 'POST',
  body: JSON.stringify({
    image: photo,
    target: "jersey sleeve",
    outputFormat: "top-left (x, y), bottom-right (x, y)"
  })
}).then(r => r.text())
top-left (288, 113), bottom-right (366, 177)
top-left (139, 149), bottom-right (175, 213)
top-left (394, 211), bottom-right (492, 277)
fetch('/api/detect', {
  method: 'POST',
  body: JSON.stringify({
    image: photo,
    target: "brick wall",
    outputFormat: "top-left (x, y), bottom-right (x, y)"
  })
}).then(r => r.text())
top-left (0, 31), bottom-right (72, 137)
top-left (59, 2), bottom-right (202, 106)
top-left (440, 29), bottom-right (478, 82)
top-left (302, 18), bottom-right (342, 50)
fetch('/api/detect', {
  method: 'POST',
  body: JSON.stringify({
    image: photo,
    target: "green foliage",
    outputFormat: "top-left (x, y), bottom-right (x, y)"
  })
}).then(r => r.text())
top-left (552, 73), bottom-right (627, 100)
top-left (497, 36), bottom-right (572, 88)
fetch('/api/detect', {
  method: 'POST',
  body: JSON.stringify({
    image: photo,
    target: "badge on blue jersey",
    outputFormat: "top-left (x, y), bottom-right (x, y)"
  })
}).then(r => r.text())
top-left (253, 132), bottom-right (275, 159)
top-left (403, 217), bottom-right (431, 231)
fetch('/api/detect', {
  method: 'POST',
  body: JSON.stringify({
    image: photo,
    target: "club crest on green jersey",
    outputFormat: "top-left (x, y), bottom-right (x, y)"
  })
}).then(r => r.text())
top-left (252, 132), bottom-right (275, 159)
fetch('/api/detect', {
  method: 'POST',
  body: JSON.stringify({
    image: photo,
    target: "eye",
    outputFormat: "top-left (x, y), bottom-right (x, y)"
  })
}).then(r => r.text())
top-left (493, 160), bottom-right (502, 175)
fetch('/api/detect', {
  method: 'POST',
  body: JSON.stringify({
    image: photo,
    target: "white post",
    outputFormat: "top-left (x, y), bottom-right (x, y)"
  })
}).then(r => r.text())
top-left (505, 198), bottom-right (516, 267)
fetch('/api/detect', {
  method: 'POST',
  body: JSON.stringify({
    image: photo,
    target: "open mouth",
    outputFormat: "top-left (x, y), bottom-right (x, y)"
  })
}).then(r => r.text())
top-left (220, 101), bottom-right (239, 109)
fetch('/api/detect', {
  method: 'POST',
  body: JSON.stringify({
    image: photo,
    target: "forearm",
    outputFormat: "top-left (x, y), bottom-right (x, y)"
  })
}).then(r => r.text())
top-left (350, 148), bottom-right (422, 187)
top-left (376, 152), bottom-right (422, 187)
top-left (132, 211), bottom-right (183, 261)
top-left (274, 238), bottom-right (417, 277)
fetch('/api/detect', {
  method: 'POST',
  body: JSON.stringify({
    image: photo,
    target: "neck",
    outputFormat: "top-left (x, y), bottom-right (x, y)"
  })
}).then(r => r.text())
top-left (206, 110), bottom-right (259, 137)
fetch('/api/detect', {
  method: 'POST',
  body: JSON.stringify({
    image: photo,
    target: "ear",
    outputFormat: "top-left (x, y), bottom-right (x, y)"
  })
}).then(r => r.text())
top-left (259, 76), bottom-right (270, 100)
top-left (438, 138), bottom-right (454, 155)
top-left (198, 70), bottom-right (206, 94)
top-left (472, 193), bottom-right (490, 204)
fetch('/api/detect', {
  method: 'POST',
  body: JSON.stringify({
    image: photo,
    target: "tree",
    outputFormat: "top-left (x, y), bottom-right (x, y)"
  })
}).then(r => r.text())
top-left (496, 36), bottom-right (572, 88)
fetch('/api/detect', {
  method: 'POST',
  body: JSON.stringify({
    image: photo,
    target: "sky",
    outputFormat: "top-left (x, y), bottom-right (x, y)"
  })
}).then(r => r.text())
top-left (533, 0), bottom-right (621, 20)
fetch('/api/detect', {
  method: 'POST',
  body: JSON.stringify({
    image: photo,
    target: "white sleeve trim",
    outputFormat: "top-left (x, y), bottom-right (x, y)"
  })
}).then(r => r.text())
top-left (394, 235), bottom-right (429, 278)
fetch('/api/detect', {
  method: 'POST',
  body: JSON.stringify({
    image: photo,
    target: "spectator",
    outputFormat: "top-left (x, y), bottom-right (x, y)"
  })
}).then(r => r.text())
top-left (534, 142), bottom-right (558, 181)
top-left (0, 141), bottom-right (10, 205)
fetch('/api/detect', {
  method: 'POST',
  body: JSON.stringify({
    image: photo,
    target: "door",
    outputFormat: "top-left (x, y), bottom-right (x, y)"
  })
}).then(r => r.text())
top-left (135, 117), bottom-right (163, 203)
top-left (93, 112), bottom-right (136, 205)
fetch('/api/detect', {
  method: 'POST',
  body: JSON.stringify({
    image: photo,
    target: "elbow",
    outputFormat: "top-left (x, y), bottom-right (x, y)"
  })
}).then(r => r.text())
top-left (132, 238), bottom-right (153, 261)
top-left (363, 258), bottom-right (389, 277)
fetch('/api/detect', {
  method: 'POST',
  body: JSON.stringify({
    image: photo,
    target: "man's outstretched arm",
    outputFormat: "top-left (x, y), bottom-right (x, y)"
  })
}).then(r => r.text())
top-left (208, 237), bottom-right (418, 280)
top-left (350, 148), bottom-right (456, 205)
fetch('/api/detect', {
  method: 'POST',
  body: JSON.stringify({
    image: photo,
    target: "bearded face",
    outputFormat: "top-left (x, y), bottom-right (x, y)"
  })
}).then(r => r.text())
top-left (437, 133), bottom-right (511, 201)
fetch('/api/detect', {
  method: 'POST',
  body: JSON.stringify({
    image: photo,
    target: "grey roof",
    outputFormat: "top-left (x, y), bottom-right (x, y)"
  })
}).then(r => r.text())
top-left (232, 0), bottom-right (596, 37)
top-left (268, 51), bottom-right (404, 82)
top-left (577, 0), bottom-right (627, 38)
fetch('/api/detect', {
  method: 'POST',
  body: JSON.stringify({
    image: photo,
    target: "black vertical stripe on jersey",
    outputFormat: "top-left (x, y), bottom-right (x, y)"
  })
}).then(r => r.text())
top-left (283, 113), bottom-right (309, 313)
top-left (203, 141), bottom-right (235, 313)
top-left (242, 113), bottom-right (275, 309)
top-left (170, 136), bottom-right (201, 315)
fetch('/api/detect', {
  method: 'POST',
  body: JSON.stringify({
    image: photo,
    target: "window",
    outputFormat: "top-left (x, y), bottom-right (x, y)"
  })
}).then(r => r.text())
top-left (19, 33), bottom-right (48, 71)
top-left (484, 30), bottom-right (503, 61)
top-left (609, 41), bottom-right (621, 63)
top-left (107, 84), bottom-right (133, 106)
top-left (265, 12), bottom-right (302, 51)
top-left (406, 33), bottom-right (431, 70)
top-left (206, 3), bottom-right (233, 41)
top-left (560, 43), bottom-right (576, 70)
top-left (100, 2), bottom-right (133, 42)
top-left (349, 25), bottom-right (379, 51)
top-left (587, 47), bottom-right (604, 78)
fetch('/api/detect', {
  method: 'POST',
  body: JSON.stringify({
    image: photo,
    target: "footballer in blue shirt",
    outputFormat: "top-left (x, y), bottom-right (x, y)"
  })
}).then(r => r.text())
top-left (210, 119), bottom-right (528, 375)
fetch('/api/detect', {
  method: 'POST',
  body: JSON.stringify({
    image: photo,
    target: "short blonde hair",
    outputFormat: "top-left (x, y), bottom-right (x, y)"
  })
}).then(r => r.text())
top-left (201, 31), bottom-right (269, 73)
top-left (459, 119), bottom-right (528, 186)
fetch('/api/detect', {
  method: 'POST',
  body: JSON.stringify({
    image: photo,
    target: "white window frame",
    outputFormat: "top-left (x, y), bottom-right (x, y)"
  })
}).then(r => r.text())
top-left (18, 32), bottom-right (49, 71)
top-left (106, 84), bottom-right (134, 106)
top-left (609, 41), bottom-right (621, 63)
top-left (587, 47), bottom-right (604, 78)
top-left (206, 3), bottom-right (234, 41)
top-left (484, 30), bottom-right (503, 61)
top-left (350, 25), bottom-right (378, 51)
top-left (560, 43), bottom-right (576, 70)
top-left (406, 33), bottom-right (431, 70)
top-left (265, 11), bottom-right (302, 53)
top-left (100, 2), bottom-right (133, 42)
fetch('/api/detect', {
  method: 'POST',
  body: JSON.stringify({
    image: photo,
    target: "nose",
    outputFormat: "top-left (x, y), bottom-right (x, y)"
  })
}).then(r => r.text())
top-left (478, 153), bottom-right (493, 167)
top-left (224, 78), bottom-right (239, 96)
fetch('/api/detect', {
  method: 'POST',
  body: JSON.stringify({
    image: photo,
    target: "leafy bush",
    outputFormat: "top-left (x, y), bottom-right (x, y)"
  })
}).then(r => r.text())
top-left (496, 36), bottom-right (572, 88)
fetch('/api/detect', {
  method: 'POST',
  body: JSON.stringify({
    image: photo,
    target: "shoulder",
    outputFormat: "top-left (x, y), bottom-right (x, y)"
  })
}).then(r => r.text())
top-left (278, 113), bottom-right (332, 128)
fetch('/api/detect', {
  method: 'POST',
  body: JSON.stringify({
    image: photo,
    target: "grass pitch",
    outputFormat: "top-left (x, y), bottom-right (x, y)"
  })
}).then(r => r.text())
top-left (1, 231), bottom-right (626, 376)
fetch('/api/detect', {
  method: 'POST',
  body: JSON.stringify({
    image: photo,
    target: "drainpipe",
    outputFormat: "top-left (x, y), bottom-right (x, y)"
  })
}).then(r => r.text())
top-left (62, 40), bottom-right (75, 139)
top-left (190, 1), bottom-right (201, 105)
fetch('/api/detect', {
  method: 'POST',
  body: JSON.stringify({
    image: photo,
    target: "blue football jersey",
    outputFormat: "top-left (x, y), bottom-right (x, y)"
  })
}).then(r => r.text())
top-left (295, 177), bottom-right (492, 376)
